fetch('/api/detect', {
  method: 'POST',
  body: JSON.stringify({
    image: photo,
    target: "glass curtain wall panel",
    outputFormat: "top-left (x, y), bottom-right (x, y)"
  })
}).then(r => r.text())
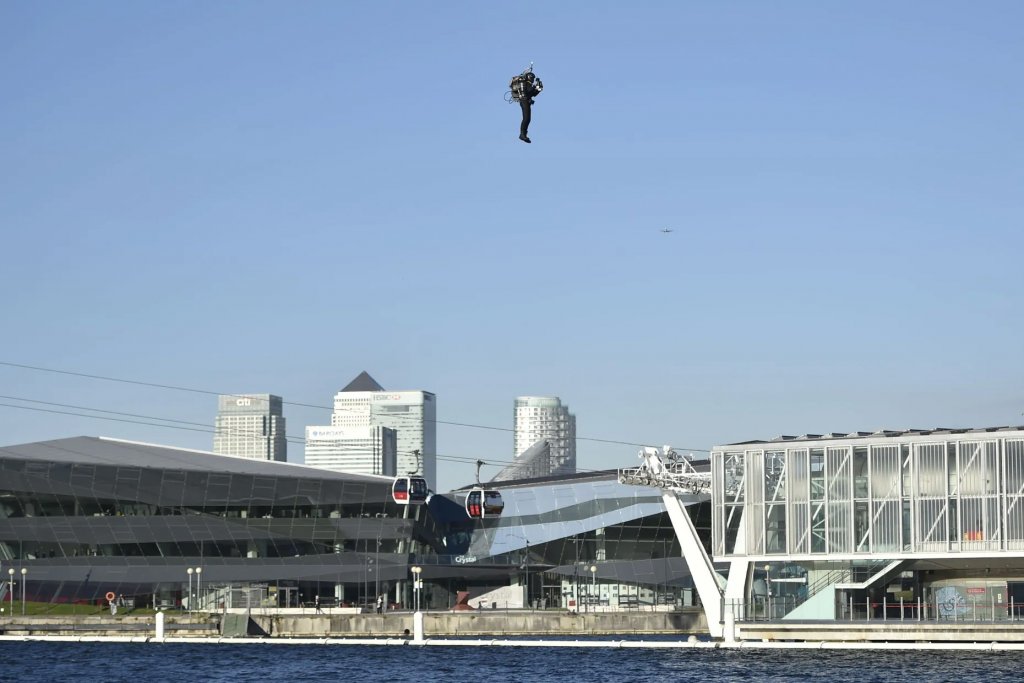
top-left (900, 445), bottom-right (913, 550)
top-left (852, 447), bottom-right (869, 554)
top-left (826, 447), bottom-right (852, 554)
top-left (914, 443), bottom-right (949, 552)
top-left (809, 449), bottom-right (826, 553)
top-left (1006, 440), bottom-right (1024, 551)
top-left (719, 452), bottom-right (746, 556)
top-left (712, 452), bottom-right (724, 556)
top-left (957, 440), bottom-right (999, 550)
top-left (745, 451), bottom-right (765, 556)
top-left (787, 449), bottom-right (809, 555)
top-left (765, 451), bottom-right (787, 554)
top-left (868, 444), bottom-right (901, 553)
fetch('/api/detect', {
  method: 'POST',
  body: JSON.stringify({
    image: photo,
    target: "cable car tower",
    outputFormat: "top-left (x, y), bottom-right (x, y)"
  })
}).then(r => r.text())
top-left (618, 446), bottom-right (749, 640)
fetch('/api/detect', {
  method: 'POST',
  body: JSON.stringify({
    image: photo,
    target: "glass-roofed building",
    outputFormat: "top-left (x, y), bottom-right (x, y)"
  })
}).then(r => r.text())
top-left (0, 436), bottom-right (710, 611)
top-left (710, 426), bottom-right (1024, 620)
top-left (436, 468), bottom-right (711, 610)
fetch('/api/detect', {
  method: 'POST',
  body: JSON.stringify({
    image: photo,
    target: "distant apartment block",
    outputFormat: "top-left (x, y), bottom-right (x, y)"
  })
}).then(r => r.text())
top-left (213, 394), bottom-right (287, 462)
top-left (513, 396), bottom-right (576, 476)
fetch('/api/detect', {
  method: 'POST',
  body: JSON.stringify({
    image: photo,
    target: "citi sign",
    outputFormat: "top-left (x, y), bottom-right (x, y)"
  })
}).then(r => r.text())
top-left (373, 394), bottom-right (403, 401)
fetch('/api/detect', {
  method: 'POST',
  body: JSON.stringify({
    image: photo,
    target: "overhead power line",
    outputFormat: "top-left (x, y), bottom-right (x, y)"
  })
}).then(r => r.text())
top-left (0, 394), bottom-right (306, 444)
top-left (0, 360), bottom-right (706, 452)
top-left (0, 399), bottom-right (630, 472)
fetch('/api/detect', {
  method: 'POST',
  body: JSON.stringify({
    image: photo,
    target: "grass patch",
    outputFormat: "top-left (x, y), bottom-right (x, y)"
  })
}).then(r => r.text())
top-left (0, 601), bottom-right (163, 617)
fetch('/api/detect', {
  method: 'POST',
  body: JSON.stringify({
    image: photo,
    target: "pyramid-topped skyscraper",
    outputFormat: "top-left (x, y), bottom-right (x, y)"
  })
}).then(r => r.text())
top-left (340, 371), bottom-right (385, 393)
top-left (305, 372), bottom-right (436, 483)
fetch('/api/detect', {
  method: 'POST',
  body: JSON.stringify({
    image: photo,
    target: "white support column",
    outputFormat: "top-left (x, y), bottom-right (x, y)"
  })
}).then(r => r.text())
top-left (723, 509), bottom-right (749, 591)
top-left (722, 514), bottom-right (751, 632)
top-left (661, 490), bottom-right (725, 638)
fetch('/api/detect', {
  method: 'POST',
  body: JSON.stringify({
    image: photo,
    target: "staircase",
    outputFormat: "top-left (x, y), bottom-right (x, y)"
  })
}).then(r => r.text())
top-left (776, 560), bottom-right (900, 620)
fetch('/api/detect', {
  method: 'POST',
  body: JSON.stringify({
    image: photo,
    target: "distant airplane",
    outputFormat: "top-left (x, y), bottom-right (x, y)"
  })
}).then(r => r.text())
top-left (660, 228), bottom-right (673, 234)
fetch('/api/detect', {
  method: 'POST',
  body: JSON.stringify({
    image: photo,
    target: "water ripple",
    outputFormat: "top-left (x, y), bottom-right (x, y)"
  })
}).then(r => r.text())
top-left (1, 642), bottom-right (1023, 683)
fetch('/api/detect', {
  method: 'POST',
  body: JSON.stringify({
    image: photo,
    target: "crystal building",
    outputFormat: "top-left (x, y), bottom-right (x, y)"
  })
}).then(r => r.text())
top-left (0, 435), bottom-right (708, 610)
top-left (491, 439), bottom-right (551, 482)
top-left (438, 469), bottom-right (710, 609)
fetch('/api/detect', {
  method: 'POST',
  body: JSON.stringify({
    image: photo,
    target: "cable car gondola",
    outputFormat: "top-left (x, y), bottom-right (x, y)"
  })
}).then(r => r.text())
top-left (392, 450), bottom-right (429, 505)
top-left (392, 476), bottom-right (429, 505)
top-left (465, 460), bottom-right (504, 519)
top-left (466, 487), bottom-right (504, 519)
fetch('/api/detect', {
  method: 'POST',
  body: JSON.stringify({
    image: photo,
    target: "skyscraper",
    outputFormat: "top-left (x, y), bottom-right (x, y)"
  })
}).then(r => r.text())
top-left (305, 372), bottom-right (437, 483)
top-left (213, 394), bottom-right (287, 462)
top-left (304, 425), bottom-right (397, 476)
top-left (513, 396), bottom-right (576, 476)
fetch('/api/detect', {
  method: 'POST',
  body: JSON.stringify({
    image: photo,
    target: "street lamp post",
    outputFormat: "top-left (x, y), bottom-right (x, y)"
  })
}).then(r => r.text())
top-left (571, 535), bottom-right (582, 612)
top-left (364, 557), bottom-right (375, 608)
top-left (507, 534), bottom-right (532, 609)
top-left (572, 564), bottom-right (579, 612)
top-left (524, 541), bottom-right (530, 609)
top-left (186, 568), bottom-right (194, 614)
top-left (590, 565), bottom-right (597, 612)
top-left (196, 567), bottom-right (203, 612)
top-left (411, 566), bottom-right (422, 612)
top-left (764, 564), bottom-right (771, 621)
top-left (7, 568), bottom-right (13, 615)
top-left (375, 537), bottom-right (381, 604)
top-left (20, 568), bottom-right (27, 616)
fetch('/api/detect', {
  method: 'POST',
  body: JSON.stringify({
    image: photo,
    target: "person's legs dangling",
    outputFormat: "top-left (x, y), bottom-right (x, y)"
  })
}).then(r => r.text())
top-left (519, 99), bottom-right (532, 143)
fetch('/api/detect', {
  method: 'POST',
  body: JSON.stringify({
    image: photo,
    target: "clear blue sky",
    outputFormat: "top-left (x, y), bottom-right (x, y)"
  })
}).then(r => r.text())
top-left (2, 1), bottom-right (1022, 491)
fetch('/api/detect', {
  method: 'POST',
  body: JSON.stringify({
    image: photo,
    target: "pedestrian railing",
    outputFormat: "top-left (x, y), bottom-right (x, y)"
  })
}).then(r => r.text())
top-left (728, 595), bottom-right (1024, 624)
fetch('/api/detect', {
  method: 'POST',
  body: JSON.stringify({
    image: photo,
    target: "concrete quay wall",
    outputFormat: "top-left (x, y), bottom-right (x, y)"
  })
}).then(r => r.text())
top-left (262, 609), bottom-right (707, 638)
top-left (0, 609), bottom-right (706, 639)
top-left (0, 615), bottom-right (219, 638)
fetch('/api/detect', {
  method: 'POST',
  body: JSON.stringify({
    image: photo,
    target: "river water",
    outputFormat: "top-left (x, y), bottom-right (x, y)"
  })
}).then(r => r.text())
top-left (1, 640), bottom-right (1022, 682)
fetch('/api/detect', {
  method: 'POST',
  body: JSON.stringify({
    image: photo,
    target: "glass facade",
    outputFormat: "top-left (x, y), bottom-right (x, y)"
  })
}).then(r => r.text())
top-left (0, 436), bottom-right (439, 606)
top-left (712, 428), bottom-right (1024, 560)
top-left (435, 473), bottom-right (710, 609)
top-left (0, 436), bottom-right (708, 611)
